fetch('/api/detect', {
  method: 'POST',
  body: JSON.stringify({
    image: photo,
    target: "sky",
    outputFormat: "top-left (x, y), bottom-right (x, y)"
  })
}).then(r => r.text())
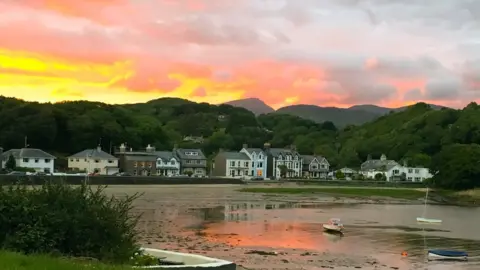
top-left (0, 0), bottom-right (479, 109)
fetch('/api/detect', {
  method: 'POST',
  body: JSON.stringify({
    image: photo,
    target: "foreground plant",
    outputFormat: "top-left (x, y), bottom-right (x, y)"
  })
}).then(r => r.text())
top-left (0, 179), bottom-right (143, 264)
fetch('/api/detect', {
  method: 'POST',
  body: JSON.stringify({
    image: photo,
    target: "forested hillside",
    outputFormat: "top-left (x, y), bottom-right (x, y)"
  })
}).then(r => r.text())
top-left (0, 96), bottom-right (478, 189)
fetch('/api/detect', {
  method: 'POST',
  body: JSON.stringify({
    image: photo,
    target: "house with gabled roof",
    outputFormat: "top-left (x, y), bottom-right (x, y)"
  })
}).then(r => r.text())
top-left (301, 155), bottom-right (330, 179)
top-left (212, 150), bottom-right (250, 178)
top-left (240, 144), bottom-right (267, 179)
top-left (151, 149), bottom-right (180, 176)
top-left (173, 146), bottom-right (207, 177)
top-left (264, 143), bottom-right (302, 179)
top-left (1, 148), bottom-right (56, 173)
top-left (68, 145), bottom-right (119, 175)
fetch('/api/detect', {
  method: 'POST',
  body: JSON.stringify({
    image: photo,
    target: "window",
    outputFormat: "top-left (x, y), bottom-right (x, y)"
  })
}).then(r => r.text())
top-left (94, 160), bottom-right (100, 163)
top-left (244, 161), bottom-right (249, 167)
top-left (311, 165), bottom-right (317, 169)
top-left (237, 161), bottom-right (241, 167)
top-left (34, 159), bottom-right (39, 163)
top-left (415, 169), bottom-right (420, 173)
top-left (196, 160), bottom-right (201, 164)
top-left (76, 159), bottom-right (79, 162)
top-left (393, 169), bottom-right (400, 174)
top-left (320, 164), bottom-right (325, 169)
top-left (295, 163), bottom-right (299, 168)
top-left (170, 160), bottom-right (175, 165)
top-left (133, 162), bottom-right (138, 168)
top-left (408, 169), bottom-right (413, 173)
top-left (108, 160), bottom-right (114, 163)
top-left (23, 158), bottom-right (29, 162)
top-left (258, 154), bottom-right (262, 159)
top-left (133, 170), bottom-right (137, 175)
top-left (258, 162), bottom-right (263, 167)
top-left (230, 161), bottom-right (235, 166)
top-left (70, 159), bottom-right (74, 162)
top-left (415, 177), bottom-right (420, 181)
top-left (252, 162), bottom-right (255, 167)
top-left (229, 170), bottom-right (235, 176)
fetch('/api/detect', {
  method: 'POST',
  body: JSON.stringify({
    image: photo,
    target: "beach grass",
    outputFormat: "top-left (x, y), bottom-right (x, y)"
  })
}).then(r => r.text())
top-left (0, 251), bottom-right (135, 270)
top-left (239, 187), bottom-right (426, 199)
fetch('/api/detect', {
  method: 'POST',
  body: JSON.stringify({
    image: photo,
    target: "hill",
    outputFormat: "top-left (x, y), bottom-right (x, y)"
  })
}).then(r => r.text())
top-left (275, 105), bottom-right (381, 127)
top-left (224, 98), bottom-right (447, 127)
top-left (223, 98), bottom-right (274, 115)
top-left (1, 96), bottom-right (479, 189)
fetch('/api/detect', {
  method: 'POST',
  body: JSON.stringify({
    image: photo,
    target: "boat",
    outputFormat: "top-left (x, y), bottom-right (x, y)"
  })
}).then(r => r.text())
top-left (323, 218), bottom-right (344, 233)
top-left (416, 187), bottom-right (442, 224)
top-left (428, 249), bottom-right (468, 261)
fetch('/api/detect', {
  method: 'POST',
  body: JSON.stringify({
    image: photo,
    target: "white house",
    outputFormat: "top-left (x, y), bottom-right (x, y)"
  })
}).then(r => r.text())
top-left (383, 164), bottom-right (433, 182)
top-left (301, 155), bottom-right (330, 179)
top-left (240, 144), bottom-right (268, 178)
top-left (212, 151), bottom-right (250, 178)
top-left (265, 144), bottom-right (302, 179)
top-left (68, 146), bottom-right (119, 175)
top-left (153, 150), bottom-right (180, 176)
top-left (1, 148), bottom-right (56, 173)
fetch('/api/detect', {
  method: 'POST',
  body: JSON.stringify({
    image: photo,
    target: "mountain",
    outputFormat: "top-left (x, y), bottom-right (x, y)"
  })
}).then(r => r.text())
top-left (223, 98), bottom-right (274, 115)
top-left (224, 97), bottom-right (449, 127)
top-left (275, 105), bottom-right (380, 127)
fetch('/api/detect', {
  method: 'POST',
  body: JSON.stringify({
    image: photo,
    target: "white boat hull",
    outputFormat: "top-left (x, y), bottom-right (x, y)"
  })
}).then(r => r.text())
top-left (428, 252), bottom-right (467, 261)
top-left (323, 224), bottom-right (343, 232)
top-left (417, 217), bottom-right (442, 224)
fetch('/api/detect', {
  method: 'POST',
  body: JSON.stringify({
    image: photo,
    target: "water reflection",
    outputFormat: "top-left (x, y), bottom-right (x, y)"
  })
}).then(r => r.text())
top-left (185, 201), bottom-right (480, 269)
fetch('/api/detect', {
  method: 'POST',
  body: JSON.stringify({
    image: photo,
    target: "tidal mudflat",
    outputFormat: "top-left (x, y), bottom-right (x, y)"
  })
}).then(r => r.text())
top-left (104, 184), bottom-right (480, 270)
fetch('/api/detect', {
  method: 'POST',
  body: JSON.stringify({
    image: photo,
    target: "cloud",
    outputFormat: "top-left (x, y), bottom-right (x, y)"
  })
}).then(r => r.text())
top-left (0, 0), bottom-right (480, 108)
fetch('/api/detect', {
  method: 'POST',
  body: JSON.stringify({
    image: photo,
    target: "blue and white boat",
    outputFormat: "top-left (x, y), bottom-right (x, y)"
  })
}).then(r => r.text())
top-left (428, 249), bottom-right (468, 261)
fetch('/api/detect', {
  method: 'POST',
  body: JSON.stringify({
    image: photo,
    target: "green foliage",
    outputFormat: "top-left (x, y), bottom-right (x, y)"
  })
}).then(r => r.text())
top-left (335, 171), bottom-right (345, 179)
top-left (0, 180), bottom-right (142, 264)
top-left (430, 144), bottom-right (480, 190)
top-left (5, 154), bottom-right (15, 170)
top-left (374, 173), bottom-right (386, 181)
top-left (278, 165), bottom-right (288, 178)
top-left (13, 167), bottom-right (35, 172)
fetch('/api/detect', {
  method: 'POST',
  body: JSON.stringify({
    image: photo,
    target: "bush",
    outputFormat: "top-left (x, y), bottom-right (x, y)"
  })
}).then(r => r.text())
top-left (0, 180), bottom-right (142, 264)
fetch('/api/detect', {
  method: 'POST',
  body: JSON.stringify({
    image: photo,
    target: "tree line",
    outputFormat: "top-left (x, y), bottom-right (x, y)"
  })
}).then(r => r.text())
top-left (0, 96), bottom-right (479, 190)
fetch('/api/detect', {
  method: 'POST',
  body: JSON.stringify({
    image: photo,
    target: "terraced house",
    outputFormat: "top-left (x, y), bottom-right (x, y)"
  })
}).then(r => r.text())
top-left (301, 155), bottom-right (330, 179)
top-left (173, 147), bottom-right (207, 177)
top-left (68, 146), bottom-right (119, 175)
top-left (115, 144), bottom-right (157, 176)
top-left (212, 150), bottom-right (250, 178)
top-left (264, 144), bottom-right (302, 179)
top-left (240, 144), bottom-right (268, 178)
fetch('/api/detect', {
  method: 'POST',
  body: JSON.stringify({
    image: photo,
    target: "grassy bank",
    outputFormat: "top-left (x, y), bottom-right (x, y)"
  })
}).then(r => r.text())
top-left (239, 187), bottom-right (426, 199)
top-left (0, 251), bottom-right (135, 270)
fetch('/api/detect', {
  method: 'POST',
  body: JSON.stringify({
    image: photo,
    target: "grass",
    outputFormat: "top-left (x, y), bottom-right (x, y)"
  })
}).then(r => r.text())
top-left (0, 251), bottom-right (136, 270)
top-left (239, 187), bottom-right (426, 199)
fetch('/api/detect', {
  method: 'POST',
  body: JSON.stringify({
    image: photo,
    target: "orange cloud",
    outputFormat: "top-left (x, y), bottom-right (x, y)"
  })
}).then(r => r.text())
top-left (0, 0), bottom-right (478, 109)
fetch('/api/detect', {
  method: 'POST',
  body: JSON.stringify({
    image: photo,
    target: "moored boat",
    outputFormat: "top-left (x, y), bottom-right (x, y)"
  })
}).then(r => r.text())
top-left (416, 217), bottom-right (442, 224)
top-left (323, 218), bottom-right (343, 233)
top-left (428, 249), bottom-right (468, 261)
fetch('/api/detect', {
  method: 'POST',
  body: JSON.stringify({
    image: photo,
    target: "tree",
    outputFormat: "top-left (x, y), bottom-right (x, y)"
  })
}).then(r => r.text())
top-left (374, 173), bottom-right (386, 181)
top-left (5, 154), bottom-right (15, 170)
top-left (278, 165), bottom-right (288, 178)
top-left (335, 170), bottom-right (345, 179)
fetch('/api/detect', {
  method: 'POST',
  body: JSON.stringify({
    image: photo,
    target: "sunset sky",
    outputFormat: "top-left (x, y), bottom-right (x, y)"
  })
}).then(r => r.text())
top-left (0, 0), bottom-right (479, 109)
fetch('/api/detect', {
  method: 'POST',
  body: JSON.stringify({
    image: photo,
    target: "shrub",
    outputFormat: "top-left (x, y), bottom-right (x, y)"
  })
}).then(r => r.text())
top-left (0, 179), bottom-right (142, 264)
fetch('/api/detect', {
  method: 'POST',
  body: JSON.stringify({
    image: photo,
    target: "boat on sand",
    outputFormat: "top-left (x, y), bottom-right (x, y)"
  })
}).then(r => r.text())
top-left (323, 218), bottom-right (344, 233)
top-left (428, 249), bottom-right (468, 261)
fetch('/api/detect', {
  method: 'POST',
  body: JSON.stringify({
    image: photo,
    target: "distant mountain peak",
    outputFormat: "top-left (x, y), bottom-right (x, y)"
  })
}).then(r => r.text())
top-left (223, 98), bottom-right (274, 115)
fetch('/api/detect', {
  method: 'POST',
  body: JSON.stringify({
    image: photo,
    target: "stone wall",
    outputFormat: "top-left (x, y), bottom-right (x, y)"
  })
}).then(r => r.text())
top-left (0, 175), bottom-right (245, 185)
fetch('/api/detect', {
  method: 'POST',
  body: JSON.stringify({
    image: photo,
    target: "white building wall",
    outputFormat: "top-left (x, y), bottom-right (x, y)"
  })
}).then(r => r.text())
top-left (18, 157), bottom-right (55, 173)
top-left (240, 149), bottom-right (267, 178)
top-left (225, 158), bottom-right (250, 178)
top-left (68, 158), bottom-right (118, 175)
top-left (156, 158), bottom-right (180, 176)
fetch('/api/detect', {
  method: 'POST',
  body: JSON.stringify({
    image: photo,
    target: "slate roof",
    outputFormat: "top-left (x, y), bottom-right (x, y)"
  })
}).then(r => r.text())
top-left (216, 151), bottom-right (250, 160)
top-left (243, 148), bottom-right (264, 154)
top-left (69, 149), bottom-right (117, 159)
top-left (1, 148), bottom-right (56, 159)
top-left (174, 148), bottom-right (206, 160)
top-left (360, 159), bottom-right (399, 171)
top-left (124, 153), bottom-right (157, 162)
top-left (267, 148), bottom-right (300, 157)
top-left (153, 151), bottom-right (178, 162)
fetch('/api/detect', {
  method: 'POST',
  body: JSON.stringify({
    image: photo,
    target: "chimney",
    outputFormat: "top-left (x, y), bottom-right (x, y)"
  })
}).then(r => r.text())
top-left (130, 148), bottom-right (133, 152)
top-left (263, 142), bottom-right (271, 150)
top-left (403, 160), bottom-right (408, 167)
top-left (173, 143), bottom-right (178, 150)
top-left (242, 143), bottom-right (248, 149)
top-left (119, 143), bottom-right (126, 153)
top-left (97, 145), bottom-right (102, 152)
top-left (146, 144), bottom-right (154, 152)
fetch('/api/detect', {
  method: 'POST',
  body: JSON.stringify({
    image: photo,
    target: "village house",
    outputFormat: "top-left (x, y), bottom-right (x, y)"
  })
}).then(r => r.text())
top-left (360, 154), bottom-right (432, 181)
top-left (301, 155), bottom-right (330, 179)
top-left (212, 150), bottom-right (250, 178)
top-left (115, 144), bottom-right (157, 176)
top-left (68, 146), bottom-right (119, 175)
top-left (1, 148), bottom-right (56, 173)
top-left (240, 144), bottom-right (268, 179)
top-left (264, 143), bottom-right (302, 179)
top-left (144, 145), bottom-right (180, 176)
top-left (173, 146), bottom-right (207, 177)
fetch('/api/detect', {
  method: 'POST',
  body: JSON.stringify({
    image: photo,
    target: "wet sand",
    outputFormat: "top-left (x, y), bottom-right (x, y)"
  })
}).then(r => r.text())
top-left (103, 184), bottom-right (479, 270)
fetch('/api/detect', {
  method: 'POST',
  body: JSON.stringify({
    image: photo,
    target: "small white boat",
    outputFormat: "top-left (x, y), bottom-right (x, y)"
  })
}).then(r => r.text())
top-left (428, 249), bottom-right (468, 261)
top-left (417, 188), bottom-right (442, 224)
top-left (416, 217), bottom-right (442, 224)
top-left (323, 218), bottom-right (344, 233)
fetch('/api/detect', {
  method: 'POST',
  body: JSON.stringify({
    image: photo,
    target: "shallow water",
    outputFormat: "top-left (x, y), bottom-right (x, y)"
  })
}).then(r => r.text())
top-left (186, 202), bottom-right (480, 269)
